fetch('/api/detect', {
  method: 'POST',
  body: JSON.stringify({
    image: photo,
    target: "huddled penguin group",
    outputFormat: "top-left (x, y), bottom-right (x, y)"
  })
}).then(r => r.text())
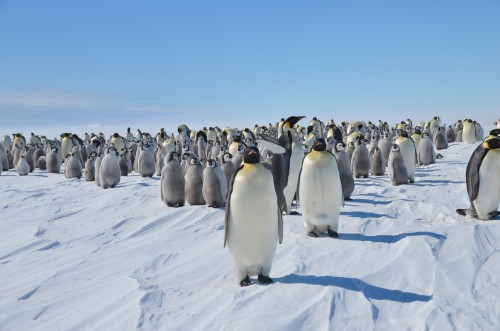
top-left (1, 115), bottom-right (497, 286)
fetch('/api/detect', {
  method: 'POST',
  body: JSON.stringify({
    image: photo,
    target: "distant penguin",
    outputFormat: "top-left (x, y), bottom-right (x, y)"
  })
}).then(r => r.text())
top-left (202, 159), bottom-right (228, 208)
top-left (38, 156), bottom-right (47, 170)
top-left (332, 142), bottom-right (354, 200)
top-left (411, 128), bottom-right (422, 159)
top-left (433, 126), bottom-right (448, 150)
top-left (33, 144), bottom-right (45, 169)
top-left (84, 152), bottom-right (96, 181)
top-left (370, 147), bottom-right (386, 176)
top-left (418, 133), bottom-right (436, 166)
top-left (351, 138), bottom-right (370, 178)
top-left (395, 132), bottom-right (417, 183)
top-left (388, 144), bottom-right (409, 186)
top-left (455, 121), bottom-right (463, 142)
top-left (23, 147), bottom-right (35, 173)
top-left (160, 151), bottom-right (185, 207)
top-left (231, 143), bottom-right (246, 170)
top-left (298, 139), bottom-right (343, 238)
top-left (346, 141), bottom-right (356, 161)
top-left (99, 147), bottom-right (121, 189)
top-left (184, 157), bottom-right (206, 205)
top-left (378, 132), bottom-right (392, 166)
top-left (475, 122), bottom-right (484, 142)
top-left (95, 152), bottom-right (104, 186)
top-left (16, 155), bottom-right (30, 176)
top-left (446, 125), bottom-right (456, 143)
top-left (457, 130), bottom-right (500, 220)
top-left (224, 146), bottom-right (283, 286)
top-left (221, 152), bottom-right (236, 191)
top-left (60, 133), bottom-right (73, 162)
top-left (0, 146), bottom-right (8, 171)
top-left (65, 153), bottom-right (83, 179)
top-left (119, 154), bottom-right (129, 176)
top-left (138, 143), bottom-right (156, 177)
top-left (46, 146), bottom-right (62, 173)
top-left (462, 119), bottom-right (476, 144)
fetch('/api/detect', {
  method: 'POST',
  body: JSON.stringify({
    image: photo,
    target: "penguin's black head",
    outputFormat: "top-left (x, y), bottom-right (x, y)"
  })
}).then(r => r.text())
top-left (488, 129), bottom-right (500, 137)
top-left (313, 138), bottom-right (327, 152)
top-left (307, 126), bottom-right (314, 135)
top-left (113, 133), bottom-right (120, 138)
top-left (391, 144), bottom-right (400, 152)
top-left (415, 128), bottom-right (422, 134)
top-left (400, 131), bottom-right (409, 138)
top-left (284, 116), bottom-right (305, 128)
top-left (243, 147), bottom-right (260, 164)
top-left (233, 135), bottom-right (241, 143)
top-left (485, 137), bottom-right (500, 150)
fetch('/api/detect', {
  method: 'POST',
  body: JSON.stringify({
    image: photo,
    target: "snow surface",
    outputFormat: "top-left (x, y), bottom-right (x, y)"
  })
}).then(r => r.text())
top-left (1, 141), bottom-right (499, 331)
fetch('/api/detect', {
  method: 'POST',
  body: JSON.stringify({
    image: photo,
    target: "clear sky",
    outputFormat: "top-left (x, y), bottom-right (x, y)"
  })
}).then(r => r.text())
top-left (0, 0), bottom-right (499, 137)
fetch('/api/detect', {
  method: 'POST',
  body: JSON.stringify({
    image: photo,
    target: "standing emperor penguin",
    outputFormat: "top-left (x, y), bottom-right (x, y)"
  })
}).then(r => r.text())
top-left (0, 146), bottom-right (8, 171)
top-left (138, 143), bottom-right (156, 177)
top-left (333, 142), bottom-right (354, 200)
top-left (160, 151), bottom-right (185, 207)
top-left (378, 132), bottom-right (392, 166)
top-left (202, 159), bottom-right (228, 208)
top-left (64, 153), bottom-right (83, 179)
top-left (84, 152), bottom-right (96, 181)
top-left (46, 146), bottom-right (62, 173)
top-left (184, 157), bottom-right (206, 205)
top-left (462, 119), bottom-right (476, 144)
top-left (388, 144), bottom-right (409, 186)
top-left (446, 125), bottom-right (456, 143)
top-left (418, 133), bottom-right (436, 166)
top-left (346, 141), bottom-right (356, 161)
top-left (475, 121), bottom-right (484, 141)
top-left (225, 146), bottom-right (284, 286)
top-left (16, 155), bottom-right (30, 176)
top-left (60, 133), bottom-right (73, 162)
top-left (457, 130), bottom-right (500, 220)
top-left (433, 126), bottom-right (448, 150)
top-left (370, 147), bottom-right (386, 176)
top-left (99, 147), bottom-right (121, 189)
top-left (221, 152), bottom-right (236, 191)
top-left (351, 138), bottom-right (370, 178)
top-left (298, 139), bottom-right (343, 238)
top-left (395, 132), bottom-right (417, 183)
top-left (95, 152), bottom-right (104, 186)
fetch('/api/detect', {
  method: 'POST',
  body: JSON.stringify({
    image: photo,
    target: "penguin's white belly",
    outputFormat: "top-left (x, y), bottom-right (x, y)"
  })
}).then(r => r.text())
top-left (474, 151), bottom-right (500, 220)
top-left (462, 125), bottom-right (476, 144)
top-left (299, 154), bottom-right (342, 231)
top-left (228, 166), bottom-right (278, 275)
top-left (283, 144), bottom-right (304, 213)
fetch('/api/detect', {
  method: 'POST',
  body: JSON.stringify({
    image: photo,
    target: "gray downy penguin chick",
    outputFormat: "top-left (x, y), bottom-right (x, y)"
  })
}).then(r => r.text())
top-left (370, 147), bottom-right (386, 176)
top-left (99, 147), bottom-right (121, 189)
top-left (6, 149), bottom-right (14, 169)
top-left (351, 138), bottom-right (370, 178)
top-left (184, 157), bottom-right (206, 205)
top-left (196, 131), bottom-right (208, 160)
top-left (378, 132), bottom-right (392, 166)
top-left (433, 126), bottom-right (448, 150)
top-left (388, 144), bottom-right (409, 186)
top-left (95, 152), bottom-right (104, 186)
top-left (71, 145), bottom-right (84, 168)
top-left (119, 154), bottom-right (129, 176)
top-left (418, 133), bottom-right (436, 166)
top-left (138, 143), bottom-right (156, 177)
top-left (155, 146), bottom-right (166, 176)
top-left (333, 142), bottom-right (354, 200)
top-left (475, 122), bottom-right (484, 141)
top-left (38, 156), bottom-right (47, 170)
top-left (161, 151), bottom-right (185, 207)
top-left (16, 155), bottom-right (30, 176)
top-left (0, 146), bottom-right (8, 171)
top-left (46, 146), bottom-right (62, 173)
top-left (33, 144), bottom-right (45, 169)
top-left (84, 152), bottom-right (96, 181)
top-left (24, 146), bottom-right (35, 172)
top-left (221, 152), bottom-right (236, 191)
top-left (368, 134), bottom-right (379, 160)
top-left (346, 141), bottom-right (356, 161)
top-left (446, 125), bottom-right (456, 143)
top-left (231, 143), bottom-right (246, 170)
top-left (202, 158), bottom-right (228, 208)
top-left (65, 152), bottom-right (83, 179)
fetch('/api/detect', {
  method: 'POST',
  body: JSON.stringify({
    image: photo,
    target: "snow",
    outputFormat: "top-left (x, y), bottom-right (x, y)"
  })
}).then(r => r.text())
top-left (1, 141), bottom-right (499, 331)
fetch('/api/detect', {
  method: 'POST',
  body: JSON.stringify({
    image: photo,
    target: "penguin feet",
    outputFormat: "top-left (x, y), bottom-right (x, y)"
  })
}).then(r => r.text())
top-left (258, 274), bottom-right (273, 284)
top-left (344, 197), bottom-right (352, 201)
top-left (239, 276), bottom-right (251, 287)
top-left (488, 211), bottom-right (500, 219)
top-left (363, 175), bottom-right (368, 178)
top-left (308, 231), bottom-right (320, 238)
top-left (409, 179), bottom-right (415, 183)
top-left (327, 229), bottom-right (339, 238)
top-left (436, 154), bottom-right (444, 159)
top-left (290, 211), bottom-right (300, 216)
top-left (456, 208), bottom-right (467, 216)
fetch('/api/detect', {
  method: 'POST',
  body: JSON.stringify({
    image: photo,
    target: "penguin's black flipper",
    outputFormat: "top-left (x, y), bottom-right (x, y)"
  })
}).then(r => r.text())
top-left (277, 206), bottom-right (283, 244)
top-left (224, 164), bottom-right (244, 248)
top-left (258, 274), bottom-right (273, 284)
top-left (467, 144), bottom-right (488, 202)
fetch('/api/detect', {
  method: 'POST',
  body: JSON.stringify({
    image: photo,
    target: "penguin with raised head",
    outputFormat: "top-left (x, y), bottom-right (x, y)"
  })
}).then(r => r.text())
top-left (202, 158), bottom-right (228, 208)
top-left (370, 147), bottom-right (386, 176)
top-left (332, 142), bottom-right (354, 200)
top-left (298, 139), bottom-right (343, 238)
top-left (378, 132), bottom-right (392, 166)
top-left (46, 146), bottom-right (62, 173)
top-left (433, 126), bottom-right (448, 150)
top-left (161, 151), bottom-right (185, 207)
top-left (395, 131), bottom-right (417, 183)
top-left (221, 152), bottom-right (236, 191)
top-left (138, 142), bottom-right (156, 177)
top-left (84, 152), bottom-right (96, 181)
top-left (60, 133), bottom-right (73, 162)
top-left (388, 144), bottom-right (409, 186)
top-left (65, 152), bottom-right (83, 179)
top-left (184, 157), bottom-right (206, 205)
top-left (418, 133), bottom-right (436, 166)
top-left (351, 138), bottom-right (370, 178)
top-left (225, 146), bottom-right (284, 286)
top-left (99, 147), bottom-right (121, 189)
top-left (462, 119), bottom-right (476, 144)
top-left (457, 130), bottom-right (500, 220)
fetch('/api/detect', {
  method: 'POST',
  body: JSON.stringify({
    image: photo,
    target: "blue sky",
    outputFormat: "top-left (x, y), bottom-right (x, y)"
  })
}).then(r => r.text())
top-left (0, 0), bottom-right (499, 137)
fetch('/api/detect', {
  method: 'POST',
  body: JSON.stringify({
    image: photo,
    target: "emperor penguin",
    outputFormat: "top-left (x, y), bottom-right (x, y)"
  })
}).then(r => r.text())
top-left (475, 122), bottom-right (484, 141)
top-left (119, 154), bottom-right (129, 176)
top-left (224, 146), bottom-right (284, 286)
top-left (202, 158), bottom-right (228, 208)
top-left (23, 146), bottom-right (35, 173)
top-left (64, 153), bottom-right (82, 179)
top-left (462, 119), bottom-right (476, 144)
top-left (388, 144), bottom-right (409, 186)
top-left (124, 127), bottom-right (134, 142)
top-left (84, 152), bottom-right (96, 181)
top-left (110, 133), bottom-right (127, 155)
top-left (38, 156), bottom-right (47, 170)
top-left (370, 147), bottom-right (386, 176)
top-left (230, 143), bottom-right (246, 170)
top-left (184, 157), bottom-right (206, 205)
top-left (298, 139), bottom-right (343, 238)
top-left (33, 144), bottom-right (45, 169)
top-left (1, 135), bottom-right (12, 152)
top-left (60, 133), bottom-right (73, 162)
top-left (138, 143), bottom-right (156, 177)
top-left (221, 152), bottom-right (236, 191)
top-left (0, 146), bottom-right (9, 171)
top-left (99, 147), bottom-right (121, 189)
top-left (332, 142), bottom-right (354, 200)
top-left (395, 131), bottom-right (417, 183)
top-left (446, 125), bottom-right (456, 143)
top-left (160, 151), bottom-right (185, 207)
top-left (411, 127), bottom-right (422, 159)
top-left (455, 121), bottom-right (463, 142)
top-left (457, 130), bottom-right (500, 220)
top-left (351, 138), bottom-right (370, 178)
top-left (94, 152), bottom-right (104, 186)
top-left (46, 146), bottom-right (62, 173)
top-left (346, 141), bottom-right (356, 161)
top-left (378, 132), bottom-right (392, 166)
top-left (418, 133), bottom-right (436, 166)
top-left (433, 126), bottom-right (448, 150)
top-left (16, 155), bottom-right (30, 176)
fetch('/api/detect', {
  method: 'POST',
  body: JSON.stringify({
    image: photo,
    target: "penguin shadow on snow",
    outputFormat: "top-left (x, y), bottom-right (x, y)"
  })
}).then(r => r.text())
top-left (412, 179), bottom-right (464, 187)
top-left (275, 274), bottom-right (432, 303)
top-left (341, 210), bottom-right (394, 219)
top-left (338, 231), bottom-right (446, 244)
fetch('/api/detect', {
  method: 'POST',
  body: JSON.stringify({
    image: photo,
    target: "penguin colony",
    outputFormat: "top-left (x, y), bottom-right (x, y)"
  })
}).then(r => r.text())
top-left (1, 116), bottom-right (498, 287)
